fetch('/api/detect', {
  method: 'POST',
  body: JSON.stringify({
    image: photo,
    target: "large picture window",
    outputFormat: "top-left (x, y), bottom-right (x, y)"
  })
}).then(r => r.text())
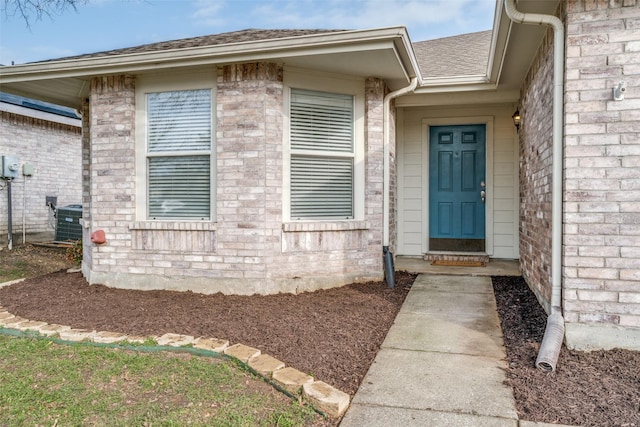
top-left (290, 89), bottom-right (354, 219)
top-left (146, 89), bottom-right (212, 219)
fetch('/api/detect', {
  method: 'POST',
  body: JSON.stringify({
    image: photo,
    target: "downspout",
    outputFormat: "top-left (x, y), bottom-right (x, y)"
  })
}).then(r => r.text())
top-left (504, 0), bottom-right (565, 371)
top-left (383, 77), bottom-right (418, 288)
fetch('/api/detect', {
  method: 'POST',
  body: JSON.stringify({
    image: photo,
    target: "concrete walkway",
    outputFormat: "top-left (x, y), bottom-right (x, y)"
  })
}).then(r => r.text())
top-left (341, 273), bottom-right (550, 427)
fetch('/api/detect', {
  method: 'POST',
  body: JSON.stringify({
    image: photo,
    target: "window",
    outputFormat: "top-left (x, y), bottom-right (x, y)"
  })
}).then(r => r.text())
top-left (146, 89), bottom-right (212, 219)
top-left (289, 89), bottom-right (355, 219)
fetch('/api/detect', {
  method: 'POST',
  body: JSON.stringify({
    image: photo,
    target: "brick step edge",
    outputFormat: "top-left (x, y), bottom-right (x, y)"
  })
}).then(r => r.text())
top-left (423, 252), bottom-right (490, 263)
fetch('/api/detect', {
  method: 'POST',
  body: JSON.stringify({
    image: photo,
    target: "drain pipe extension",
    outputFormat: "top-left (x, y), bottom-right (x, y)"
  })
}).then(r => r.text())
top-left (383, 77), bottom-right (418, 288)
top-left (504, 0), bottom-right (565, 371)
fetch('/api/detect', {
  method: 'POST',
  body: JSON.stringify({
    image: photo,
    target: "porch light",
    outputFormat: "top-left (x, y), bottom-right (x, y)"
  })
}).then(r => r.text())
top-left (512, 109), bottom-right (521, 132)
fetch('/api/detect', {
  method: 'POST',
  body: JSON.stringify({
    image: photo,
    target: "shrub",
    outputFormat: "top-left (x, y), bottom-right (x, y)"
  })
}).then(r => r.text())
top-left (66, 239), bottom-right (83, 265)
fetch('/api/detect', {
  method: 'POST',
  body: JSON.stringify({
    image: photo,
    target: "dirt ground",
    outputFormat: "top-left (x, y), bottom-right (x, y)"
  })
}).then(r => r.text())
top-left (0, 243), bottom-right (74, 282)
top-left (1, 243), bottom-right (639, 426)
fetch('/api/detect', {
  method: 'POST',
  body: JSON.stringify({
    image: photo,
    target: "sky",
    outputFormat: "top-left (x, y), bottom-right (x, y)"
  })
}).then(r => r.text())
top-left (0, 0), bottom-right (496, 66)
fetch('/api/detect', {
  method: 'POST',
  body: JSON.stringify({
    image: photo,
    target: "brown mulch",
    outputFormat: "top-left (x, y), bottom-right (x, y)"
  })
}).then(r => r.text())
top-left (0, 268), bottom-right (414, 396)
top-left (1, 245), bottom-right (639, 426)
top-left (493, 276), bottom-right (640, 427)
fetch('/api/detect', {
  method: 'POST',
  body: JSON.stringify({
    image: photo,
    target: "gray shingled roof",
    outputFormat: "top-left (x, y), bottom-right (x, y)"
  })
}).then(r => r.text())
top-left (42, 29), bottom-right (349, 63)
top-left (413, 30), bottom-right (492, 78)
top-left (38, 27), bottom-right (492, 81)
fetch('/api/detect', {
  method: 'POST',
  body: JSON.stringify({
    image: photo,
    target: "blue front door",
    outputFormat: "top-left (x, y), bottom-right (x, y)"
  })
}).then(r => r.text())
top-left (429, 125), bottom-right (486, 252)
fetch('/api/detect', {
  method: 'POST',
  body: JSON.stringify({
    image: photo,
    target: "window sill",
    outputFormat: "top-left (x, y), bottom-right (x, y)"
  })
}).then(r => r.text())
top-left (129, 221), bottom-right (217, 231)
top-left (282, 220), bottom-right (369, 232)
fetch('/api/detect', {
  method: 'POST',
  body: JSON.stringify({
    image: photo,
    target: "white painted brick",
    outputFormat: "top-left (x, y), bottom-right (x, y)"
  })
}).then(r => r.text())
top-left (579, 246), bottom-right (619, 257)
top-left (578, 268), bottom-right (619, 280)
top-left (564, 289), bottom-right (578, 300)
top-left (605, 280), bottom-right (640, 292)
top-left (564, 300), bottom-right (605, 313)
top-left (564, 278), bottom-right (604, 290)
top-left (604, 302), bottom-right (640, 316)
top-left (619, 315), bottom-right (640, 327)
top-left (565, 256), bottom-right (605, 268)
top-left (621, 270), bottom-right (640, 281)
top-left (565, 123), bottom-right (607, 135)
top-left (619, 293), bottom-right (640, 304)
top-left (577, 290), bottom-right (619, 302)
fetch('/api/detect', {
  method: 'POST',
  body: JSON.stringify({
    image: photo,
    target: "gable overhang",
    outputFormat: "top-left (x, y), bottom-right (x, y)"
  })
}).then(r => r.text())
top-left (0, 26), bottom-right (420, 109)
top-left (396, 0), bottom-right (560, 108)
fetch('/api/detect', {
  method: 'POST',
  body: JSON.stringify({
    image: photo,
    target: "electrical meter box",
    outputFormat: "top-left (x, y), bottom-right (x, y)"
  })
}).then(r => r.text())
top-left (55, 204), bottom-right (83, 242)
top-left (1, 156), bottom-right (20, 179)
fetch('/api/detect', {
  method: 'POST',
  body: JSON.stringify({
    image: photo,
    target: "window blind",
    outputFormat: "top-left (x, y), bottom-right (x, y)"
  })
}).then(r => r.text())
top-left (148, 90), bottom-right (211, 152)
top-left (290, 89), bottom-right (355, 219)
top-left (146, 89), bottom-right (212, 219)
top-left (291, 156), bottom-right (353, 218)
top-left (148, 156), bottom-right (210, 219)
top-left (290, 89), bottom-right (353, 152)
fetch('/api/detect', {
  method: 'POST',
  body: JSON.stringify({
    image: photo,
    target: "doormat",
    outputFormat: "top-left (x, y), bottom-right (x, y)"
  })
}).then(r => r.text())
top-left (431, 260), bottom-right (486, 267)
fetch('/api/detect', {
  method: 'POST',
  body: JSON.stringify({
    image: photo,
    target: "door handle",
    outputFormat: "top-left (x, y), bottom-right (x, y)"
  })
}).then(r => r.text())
top-left (480, 190), bottom-right (486, 204)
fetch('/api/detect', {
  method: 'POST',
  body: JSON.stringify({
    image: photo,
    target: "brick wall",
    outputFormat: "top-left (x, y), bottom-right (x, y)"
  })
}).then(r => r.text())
top-left (519, 28), bottom-right (555, 310)
top-left (84, 65), bottom-right (386, 295)
top-left (81, 99), bottom-right (92, 269)
top-left (366, 78), bottom-right (387, 250)
top-left (215, 63), bottom-right (280, 285)
top-left (0, 109), bottom-right (81, 241)
top-left (520, 0), bottom-right (640, 349)
top-left (562, 0), bottom-right (640, 347)
top-left (85, 75), bottom-right (136, 279)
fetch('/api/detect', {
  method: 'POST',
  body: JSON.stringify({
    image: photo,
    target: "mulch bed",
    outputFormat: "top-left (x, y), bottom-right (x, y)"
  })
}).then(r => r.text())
top-left (1, 269), bottom-right (638, 426)
top-left (0, 270), bottom-right (415, 396)
top-left (493, 276), bottom-right (640, 427)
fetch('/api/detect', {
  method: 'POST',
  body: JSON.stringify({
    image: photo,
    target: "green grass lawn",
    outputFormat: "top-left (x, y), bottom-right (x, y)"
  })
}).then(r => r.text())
top-left (0, 333), bottom-right (322, 426)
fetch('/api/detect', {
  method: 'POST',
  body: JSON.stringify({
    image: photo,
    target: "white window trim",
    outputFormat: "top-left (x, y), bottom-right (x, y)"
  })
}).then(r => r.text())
top-left (283, 68), bottom-right (365, 224)
top-left (135, 70), bottom-right (217, 222)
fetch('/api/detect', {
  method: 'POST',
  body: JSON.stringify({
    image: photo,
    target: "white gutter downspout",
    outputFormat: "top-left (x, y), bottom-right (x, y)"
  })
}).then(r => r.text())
top-left (504, 0), bottom-right (565, 371)
top-left (383, 77), bottom-right (418, 288)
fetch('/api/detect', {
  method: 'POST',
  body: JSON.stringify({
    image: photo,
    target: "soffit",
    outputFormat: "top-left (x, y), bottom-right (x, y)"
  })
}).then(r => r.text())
top-left (401, 0), bottom-right (560, 104)
top-left (496, 0), bottom-right (561, 91)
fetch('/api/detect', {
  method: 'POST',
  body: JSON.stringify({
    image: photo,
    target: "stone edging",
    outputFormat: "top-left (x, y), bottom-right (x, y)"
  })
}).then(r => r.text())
top-left (0, 281), bottom-right (350, 418)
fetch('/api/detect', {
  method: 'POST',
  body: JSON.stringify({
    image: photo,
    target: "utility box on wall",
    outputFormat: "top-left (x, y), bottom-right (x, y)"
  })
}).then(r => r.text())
top-left (1, 156), bottom-right (20, 179)
top-left (55, 204), bottom-right (83, 242)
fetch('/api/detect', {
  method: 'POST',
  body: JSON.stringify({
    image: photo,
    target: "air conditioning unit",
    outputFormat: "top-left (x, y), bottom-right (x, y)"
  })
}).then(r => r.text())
top-left (55, 204), bottom-right (83, 242)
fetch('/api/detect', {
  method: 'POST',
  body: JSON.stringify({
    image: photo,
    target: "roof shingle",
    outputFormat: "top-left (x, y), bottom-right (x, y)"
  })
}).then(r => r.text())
top-left (413, 30), bottom-right (492, 78)
top-left (39, 29), bottom-right (349, 63)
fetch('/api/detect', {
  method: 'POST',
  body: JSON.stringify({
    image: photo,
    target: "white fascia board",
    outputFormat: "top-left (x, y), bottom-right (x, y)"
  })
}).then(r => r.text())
top-left (0, 27), bottom-right (415, 83)
top-left (486, 0), bottom-right (512, 86)
top-left (416, 74), bottom-right (493, 90)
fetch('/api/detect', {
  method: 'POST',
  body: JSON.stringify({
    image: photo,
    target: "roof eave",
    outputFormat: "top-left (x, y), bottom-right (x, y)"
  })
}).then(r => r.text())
top-left (0, 26), bottom-right (418, 82)
top-left (0, 26), bottom-right (420, 107)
